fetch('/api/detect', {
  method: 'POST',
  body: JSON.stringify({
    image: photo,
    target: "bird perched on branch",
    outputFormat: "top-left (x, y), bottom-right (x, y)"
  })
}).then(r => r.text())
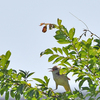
top-left (49, 66), bottom-right (71, 92)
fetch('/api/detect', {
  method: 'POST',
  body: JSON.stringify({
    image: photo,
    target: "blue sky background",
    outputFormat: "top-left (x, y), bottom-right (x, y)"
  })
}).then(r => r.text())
top-left (0, 0), bottom-right (100, 94)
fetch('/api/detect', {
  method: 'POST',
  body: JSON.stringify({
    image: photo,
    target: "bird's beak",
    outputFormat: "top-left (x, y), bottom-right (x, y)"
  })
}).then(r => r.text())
top-left (48, 68), bottom-right (53, 72)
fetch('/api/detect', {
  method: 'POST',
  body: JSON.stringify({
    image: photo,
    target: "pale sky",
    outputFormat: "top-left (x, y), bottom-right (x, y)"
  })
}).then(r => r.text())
top-left (0, 0), bottom-right (100, 93)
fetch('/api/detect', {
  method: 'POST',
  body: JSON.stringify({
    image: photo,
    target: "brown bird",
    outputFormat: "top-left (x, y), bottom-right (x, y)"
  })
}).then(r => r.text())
top-left (49, 66), bottom-right (71, 92)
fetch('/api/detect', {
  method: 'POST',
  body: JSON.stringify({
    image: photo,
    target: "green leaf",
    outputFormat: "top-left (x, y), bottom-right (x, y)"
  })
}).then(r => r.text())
top-left (56, 30), bottom-right (60, 35)
top-left (57, 18), bottom-right (62, 26)
top-left (5, 50), bottom-right (11, 60)
top-left (79, 80), bottom-right (85, 89)
top-left (69, 51), bottom-right (76, 54)
top-left (53, 56), bottom-right (64, 64)
top-left (97, 97), bottom-right (100, 100)
top-left (57, 39), bottom-right (71, 44)
top-left (0, 88), bottom-right (5, 96)
top-left (44, 49), bottom-right (53, 54)
top-left (35, 90), bottom-right (39, 98)
top-left (82, 87), bottom-right (89, 90)
top-left (54, 34), bottom-right (66, 40)
top-left (75, 76), bottom-right (84, 82)
top-left (24, 88), bottom-right (34, 96)
top-left (5, 91), bottom-right (9, 100)
top-left (86, 38), bottom-right (92, 48)
top-left (60, 57), bottom-right (67, 63)
top-left (29, 90), bottom-right (34, 98)
top-left (75, 42), bottom-right (81, 51)
top-left (44, 76), bottom-right (50, 86)
top-left (15, 93), bottom-right (20, 100)
top-left (48, 90), bottom-right (52, 97)
top-left (57, 48), bottom-right (63, 55)
top-left (33, 78), bottom-right (45, 84)
top-left (87, 78), bottom-right (92, 87)
top-left (64, 61), bottom-right (71, 66)
top-left (62, 47), bottom-right (68, 56)
top-left (10, 90), bottom-right (15, 98)
top-left (69, 28), bottom-right (75, 40)
top-left (62, 25), bottom-right (69, 36)
top-left (72, 37), bottom-right (78, 44)
top-left (1, 57), bottom-right (7, 67)
top-left (52, 47), bottom-right (57, 53)
top-left (59, 68), bottom-right (68, 75)
top-left (27, 72), bottom-right (35, 78)
top-left (17, 84), bottom-right (24, 94)
top-left (8, 69), bottom-right (12, 75)
top-left (89, 97), bottom-right (95, 100)
top-left (40, 52), bottom-right (44, 57)
top-left (0, 72), bottom-right (3, 76)
top-left (66, 45), bottom-right (74, 50)
top-left (48, 55), bottom-right (59, 62)
top-left (79, 50), bottom-right (87, 58)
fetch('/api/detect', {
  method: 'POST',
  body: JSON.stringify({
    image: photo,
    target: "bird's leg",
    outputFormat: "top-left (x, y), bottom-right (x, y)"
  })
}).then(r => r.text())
top-left (53, 82), bottom-right (58, 91)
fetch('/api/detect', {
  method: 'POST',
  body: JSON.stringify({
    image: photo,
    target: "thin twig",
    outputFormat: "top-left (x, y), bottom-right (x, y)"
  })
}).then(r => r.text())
top-left (69, 12), bottom-right (89, 30)
top-left (69, 12), bottom-right (100, 39)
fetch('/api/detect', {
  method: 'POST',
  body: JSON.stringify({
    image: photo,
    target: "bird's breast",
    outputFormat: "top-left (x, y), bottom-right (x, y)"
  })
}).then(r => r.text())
top-left (53, 74), bottom-right (69, 86)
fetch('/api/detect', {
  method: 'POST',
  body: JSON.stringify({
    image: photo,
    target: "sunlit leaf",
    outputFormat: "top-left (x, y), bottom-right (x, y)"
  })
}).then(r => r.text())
top-left (57, 48), bottom-right (63, 55)
top-left (86, 38), bottom-right (93, 48)
top-left (57, 39), bottom-right (71, 44)
top-left (62, 25), bottom-right (69, 36)
top-left (0, 72), bottom-right (3, 76)
top-left (33, 78), bottom-right (45, 84)
top-left (48, 55), bottom-right (59, 62)
top-left (69, 28), bottom-right (75, 40)
top-left (8, 69), bottom-right (12, 75)
top-left (59, 68), bottom-right (68, 75)
top-left (44, 49), bottom-right (53, 54)
top-left (57, 18), bottom-right (62, 26)
top-left (62, 47), bottom-right (68, 56)
top-left (64, 61), bottom-right (71, 66)
top-left (5, 50), bottom-right (11, 60)
top-left (79, 50), bottom-right (87, 58)
top-left (1, 57), bottom-right (7, 68)
top-left (44, 76), bottom-right (50, 86)
top-left (53, 56), bottom-right (64, 64)
top-left (52, 47), bottom-right (57, 53)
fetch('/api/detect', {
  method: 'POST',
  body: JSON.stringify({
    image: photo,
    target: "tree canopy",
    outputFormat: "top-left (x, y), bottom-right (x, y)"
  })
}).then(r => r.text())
top-left (0, 18), bottom-right (100, 100)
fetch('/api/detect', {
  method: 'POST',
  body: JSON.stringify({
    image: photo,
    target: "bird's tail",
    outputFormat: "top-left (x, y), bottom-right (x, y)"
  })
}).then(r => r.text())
top-left (64, 84), bottom-right (71, 92)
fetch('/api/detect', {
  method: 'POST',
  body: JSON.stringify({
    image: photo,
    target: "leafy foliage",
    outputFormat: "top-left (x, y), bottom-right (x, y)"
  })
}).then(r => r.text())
top-left (40, 18), bottom-right (100, 99)
top-left (0, 18), bottom-right (100, 99)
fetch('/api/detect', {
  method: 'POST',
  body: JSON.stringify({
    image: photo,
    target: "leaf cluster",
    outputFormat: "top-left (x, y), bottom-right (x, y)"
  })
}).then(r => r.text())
top-left (0, 18), bottom-right (100, 100)
top-left (40, 18), bottom-right (100, 99)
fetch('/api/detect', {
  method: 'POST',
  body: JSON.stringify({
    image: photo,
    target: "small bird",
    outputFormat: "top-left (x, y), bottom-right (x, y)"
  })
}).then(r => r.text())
top-left (49, 66), bottom-right (71, 92)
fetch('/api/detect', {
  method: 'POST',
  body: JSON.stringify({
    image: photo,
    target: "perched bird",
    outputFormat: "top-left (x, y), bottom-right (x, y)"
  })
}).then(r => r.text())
top-left (49, 66), bottom-right (71, 92)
